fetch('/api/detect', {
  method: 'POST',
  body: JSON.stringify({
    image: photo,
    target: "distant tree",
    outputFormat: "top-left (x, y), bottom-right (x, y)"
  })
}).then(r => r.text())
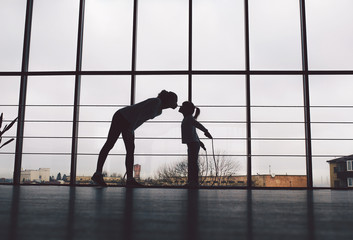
top-left (56, 172), bottom-right (62, 180)
top-left (0, 113), bottom-right (18, 149)
top-left (206, 153), bottom-right (241, 186)
top-left (156, 160), bottom-right (188, 181)
top-left (156, 152), bottom-right (241, 185)
top-left (102, 171), bottom-right (108, 177)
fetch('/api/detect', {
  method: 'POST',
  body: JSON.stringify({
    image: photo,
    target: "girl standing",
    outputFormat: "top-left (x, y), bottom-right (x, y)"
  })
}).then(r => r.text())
top-left (179, 101), bottom-right (213, 188)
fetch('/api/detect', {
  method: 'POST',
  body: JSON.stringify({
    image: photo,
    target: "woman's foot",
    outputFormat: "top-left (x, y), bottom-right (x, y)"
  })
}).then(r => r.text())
top-left (91, 172), bottom-right (107, 187)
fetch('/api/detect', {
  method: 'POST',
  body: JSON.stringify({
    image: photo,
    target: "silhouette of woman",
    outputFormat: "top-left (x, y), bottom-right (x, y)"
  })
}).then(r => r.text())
top-left (179, 101), bottom-right (212, 188)
top-left (92, 90), bottom-right (178, 187)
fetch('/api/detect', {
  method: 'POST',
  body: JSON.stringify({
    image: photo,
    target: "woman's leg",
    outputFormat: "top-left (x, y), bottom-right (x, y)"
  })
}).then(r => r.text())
top-left (122, 130), bottom-right (135, 180)
top-left (96, 114), bottom-right (122, 173)
top-left (187, 142), bottom-right (200, 185)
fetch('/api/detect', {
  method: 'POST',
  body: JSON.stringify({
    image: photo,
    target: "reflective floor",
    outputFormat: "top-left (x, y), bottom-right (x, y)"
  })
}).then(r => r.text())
top-left (0, 186), bottom-right (352, 240)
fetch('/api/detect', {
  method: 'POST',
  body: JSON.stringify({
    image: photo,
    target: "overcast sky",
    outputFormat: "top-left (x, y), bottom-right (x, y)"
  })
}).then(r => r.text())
top-left (1, 0), bottom-right (353, 187)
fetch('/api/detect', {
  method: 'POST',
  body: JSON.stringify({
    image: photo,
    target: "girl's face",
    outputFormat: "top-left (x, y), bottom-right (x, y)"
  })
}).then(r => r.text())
top-left (179, 102), bottom-right (194, 115)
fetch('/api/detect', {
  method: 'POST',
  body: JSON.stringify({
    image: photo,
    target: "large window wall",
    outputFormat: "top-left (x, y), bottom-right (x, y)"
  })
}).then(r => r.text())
top-left (1, 0), bottom-right (353, 188)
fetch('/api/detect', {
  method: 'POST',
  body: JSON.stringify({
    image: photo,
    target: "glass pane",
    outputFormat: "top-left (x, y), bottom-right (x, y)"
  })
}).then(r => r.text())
top-left (0, 77), bottom-right (20, 181)
top-left (310, 75), bottom-right (353, 187)
top-left (249, 0), bottom-right (302, 70)
top-left (23, 138), bottom-right (71, 154)
top-left (310, 75), bottom-right (353, 107)
top-left (312, 157), bottom-right (330, 187)
top-left (193, 75), bottom-right (246, 106)
top-left (0, 76), bottom-right (20, 114)
top-left (0, 0), bottom-right (26, 71)
top-left (21, 76), bottom-right (74, 184)
top-left (77, 76), bottom-right (131, 179)
top-left (251, 75), bottom-right (303, 106)
top-left (153, 156), bottom-right (247, 187)
top-left (192, 75), bottom-right (246, 182)
top-left (136, 0), bottom-right (188, 70)
top-left (29, 0), bottom-right (79, 71)
top-left (79, 76), bottom-right (130, 124)
top-left (77, 155), bottom-right (126, 185)
top-left (306, 0), bottom-right (353, 70)
top-left (80, 76), bottom-right (131, 106)
top-left (0, 158), bottom-right (14, 183)
top-left (24, 122), bottom-right (72, 138)
top-left (252, 123), bottom-right (305, 139)
top-left (252, 107), bottom-right (304, 122)
top-left (252, 157), bottom-right (307, 187)
top-left (26, 76), bottom-right (75, 105)
top-left (25, 106), bottom-right (73, 121)
top-left (253, 140), bottom-right (305, 156)
top-left (251, 76), bottom-right (306, 186)
top-left (193, 0), bottom-right (245, 70)
top-left (21, 155), bottom-right (70, 184)
top-left (82, 0), bottom-right (133, 70)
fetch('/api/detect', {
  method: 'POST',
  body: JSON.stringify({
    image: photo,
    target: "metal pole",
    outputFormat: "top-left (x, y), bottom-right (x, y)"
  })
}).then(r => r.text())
top-left (300, 0), bottom-right (313, 189)
top-left (13, 0), bottom-right (33, 185)
top-left (131, 0), bottom-right (139, 105)
top-left (188, 0), bottom-right (193, 101)
top-left (70, 0), bottom-right (85, 186)
top-left (244, 0), bottom-right (252, 188)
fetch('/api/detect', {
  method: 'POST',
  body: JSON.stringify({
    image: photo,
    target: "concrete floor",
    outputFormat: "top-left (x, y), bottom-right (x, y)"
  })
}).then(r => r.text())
top-left (0, 186), bottom-right (352, 240)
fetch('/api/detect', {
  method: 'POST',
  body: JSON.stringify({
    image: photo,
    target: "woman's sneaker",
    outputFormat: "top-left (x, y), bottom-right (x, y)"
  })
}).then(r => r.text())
top-left (91, 172), bottom-right (108, 187)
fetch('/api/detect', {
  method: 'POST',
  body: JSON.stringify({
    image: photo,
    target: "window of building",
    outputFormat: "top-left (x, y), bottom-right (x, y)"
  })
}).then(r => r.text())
top-left (347, 161), bottom-right (353, 171)
top-left (348, 178), bottom-right (353, 187)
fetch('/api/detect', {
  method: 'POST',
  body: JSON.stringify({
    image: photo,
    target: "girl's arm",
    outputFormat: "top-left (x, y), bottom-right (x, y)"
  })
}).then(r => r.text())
top-left (191, 118), bottom-right (213, 139)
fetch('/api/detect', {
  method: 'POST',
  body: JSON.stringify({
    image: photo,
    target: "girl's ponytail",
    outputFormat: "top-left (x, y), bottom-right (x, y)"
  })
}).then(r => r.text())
top-left (193, 107), bottom-right (200, 119)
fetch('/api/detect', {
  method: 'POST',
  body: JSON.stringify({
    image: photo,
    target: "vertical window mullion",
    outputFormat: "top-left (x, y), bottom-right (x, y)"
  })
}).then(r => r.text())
top-left (300, 0), bottom-right (313, 189)
top-left (131, 0), bottom-right (139, 105)
top-left (14, 0), bottom-right (34, 185)
top-left (70, 0), bottom-right (85, 186)
top-left (188, 0), bottom-right (192, 101)
top-left (244, 0), bottom-right (251, 188)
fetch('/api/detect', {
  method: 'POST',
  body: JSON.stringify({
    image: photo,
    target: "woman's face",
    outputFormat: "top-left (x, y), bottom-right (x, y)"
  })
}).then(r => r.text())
top-left (168, 95), bottom-right (178, 109)
top-left (170, 101), bottom-right (178, 109)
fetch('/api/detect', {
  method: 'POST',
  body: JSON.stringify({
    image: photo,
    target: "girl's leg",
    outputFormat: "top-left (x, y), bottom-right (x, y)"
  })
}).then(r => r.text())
top-left (187, 142), bottom-right (200, 185)
top-left (122, 130), bottom-right (135, 180)
top-left (96, 114), bottom-right (122, 173)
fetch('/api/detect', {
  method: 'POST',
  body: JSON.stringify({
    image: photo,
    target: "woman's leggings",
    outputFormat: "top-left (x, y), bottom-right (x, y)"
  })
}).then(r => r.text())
top-left (96, 111), bottom-right (135, 179)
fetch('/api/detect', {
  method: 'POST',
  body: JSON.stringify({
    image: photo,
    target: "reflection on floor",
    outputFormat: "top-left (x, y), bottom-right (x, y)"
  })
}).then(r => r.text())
top-left (0, 186), bottom-right (352, 240)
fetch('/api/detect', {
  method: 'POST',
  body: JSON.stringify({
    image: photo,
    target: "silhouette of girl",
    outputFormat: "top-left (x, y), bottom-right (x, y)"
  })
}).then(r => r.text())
top-left (179, 101), bottom-right (212, 188)
top-left (92, 90), bottom-right (178, 187)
